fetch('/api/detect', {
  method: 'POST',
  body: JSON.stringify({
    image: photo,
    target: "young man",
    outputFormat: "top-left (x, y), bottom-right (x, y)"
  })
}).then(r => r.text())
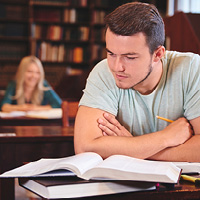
top-left (74, 2), bottom-right (200, 161)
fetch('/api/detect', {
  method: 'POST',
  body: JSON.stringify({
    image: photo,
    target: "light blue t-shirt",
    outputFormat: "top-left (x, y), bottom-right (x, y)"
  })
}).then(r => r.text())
top-left (79, 51), bottom-right (200, 136)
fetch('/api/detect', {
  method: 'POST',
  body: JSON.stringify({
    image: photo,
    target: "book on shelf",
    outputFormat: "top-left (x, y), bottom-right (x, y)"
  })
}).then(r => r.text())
top-left (31, 24), bottom-right (41, 39)
top-left (39, 41), bottom-right (47, 61)
top-left (64, 26), bottom-right (89, 41)
top-left (69, 9), bottom-right (76, 23)
top-left (92, 44), bottom-right (106, 61)
top-left (46, 43), bottom-right (52, 62)
top-left (0, 43), bottom-right (27, 59)
top-left (33, 0), bottom-right (70, 5)
top-left (93, 10), bottom-right (106, 24)
top-left (94, 27), bottom-right (105, 42)
top-left (33, 0), bottom-right (88, 7)
top-left (5, 23), bottom-right (27, 37)
top-left (71, 0), bottom-right (88, 7)
top-left (37, 42), bottom-right (65, 62)
top-left (58, 44), bottom-right (65, 62)
top-left (0, 4), bottom-right (28, 20)
top-left (33, 0), bottom-right (70, 3)
top-left (0, 108), bottom-right (62, 119)
top-left (64, 8), bottom-right (76, 23)
top-left (5, 5), bottom-right (28, 19)
top-left (0, 152), bottom-right (181, 184)
top-left (79, 26), bottom-right (89, 41)
top-left (34, 9), bottom-right (61, 22)
top-left (19, 176), bottom-right (156, 199)
top-left (47, 25), bottom-right (63, 41)
top-left (73, 47), bottom-right (83, 63)
top-left (63, 8), bottom-right (70, 22)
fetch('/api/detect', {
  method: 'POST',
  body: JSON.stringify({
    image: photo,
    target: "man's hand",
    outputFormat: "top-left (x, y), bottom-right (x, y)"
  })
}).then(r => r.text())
top-left (98, 113), bottom-right (193, 147)
top-left (97, 112), bottom-right (132, 137)
top-left (161, 117), bottom-right (193, 147)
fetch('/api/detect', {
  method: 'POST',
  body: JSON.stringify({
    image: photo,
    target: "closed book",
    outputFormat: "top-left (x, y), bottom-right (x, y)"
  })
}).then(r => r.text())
top-left (19, 176), bottom-right (156, 199)
top-left (73, 47), bottom-right (83, 63)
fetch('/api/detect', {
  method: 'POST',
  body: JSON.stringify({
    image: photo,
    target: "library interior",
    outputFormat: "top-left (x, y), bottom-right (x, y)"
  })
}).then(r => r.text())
top-left (0, 0), bottom-right (200, 199)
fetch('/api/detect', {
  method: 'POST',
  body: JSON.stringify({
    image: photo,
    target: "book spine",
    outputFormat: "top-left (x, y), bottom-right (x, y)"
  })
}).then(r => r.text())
top-left (73, 47), bottom-right (83, 63)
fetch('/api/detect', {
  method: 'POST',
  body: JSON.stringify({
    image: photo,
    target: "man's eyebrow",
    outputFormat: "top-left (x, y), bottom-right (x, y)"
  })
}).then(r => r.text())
top-left (106, 48), bottom-right (139, 56)
top-left (122, 53), bottom-right (139, 56)
top-left (106, 48), bottom-right (113, 54)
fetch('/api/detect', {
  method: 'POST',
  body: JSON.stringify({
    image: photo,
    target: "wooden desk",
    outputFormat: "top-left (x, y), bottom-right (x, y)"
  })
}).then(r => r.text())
top-left (0, 117), bottom-right (62, 126)
top-left (87, 181), bottom-right (200, 200)
top-left (0, 126), bottom-right (74, 200)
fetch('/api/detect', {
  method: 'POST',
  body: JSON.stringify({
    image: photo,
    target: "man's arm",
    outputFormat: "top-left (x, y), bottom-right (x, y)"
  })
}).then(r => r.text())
top-left (74, 106), bottom-right (192, 160)
top-left (148, 135), bottom-right (200, 162)
top-left (149, 116), bottom-right (200, 162)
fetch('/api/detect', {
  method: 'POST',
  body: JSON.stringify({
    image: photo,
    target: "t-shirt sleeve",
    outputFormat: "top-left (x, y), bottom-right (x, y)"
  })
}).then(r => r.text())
top-left (183, 54), bottom-right (200, 120)
top-left (79, 59), bottom-right (119, 116)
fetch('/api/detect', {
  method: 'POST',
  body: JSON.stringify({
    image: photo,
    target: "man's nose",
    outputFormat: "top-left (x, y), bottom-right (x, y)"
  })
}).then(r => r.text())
top-left (114, 57), bottom-right (125, 72)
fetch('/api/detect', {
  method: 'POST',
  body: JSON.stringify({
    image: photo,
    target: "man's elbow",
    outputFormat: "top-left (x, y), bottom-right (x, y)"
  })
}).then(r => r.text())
top-left (74, 143), bottom-right (85, 155)
top-left (74, 138), bottom-right (90, 155)
top-left (74, 135), bottom-right (100, 155)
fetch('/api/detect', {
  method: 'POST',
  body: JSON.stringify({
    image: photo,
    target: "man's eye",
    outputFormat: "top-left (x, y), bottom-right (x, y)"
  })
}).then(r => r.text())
top-left (108, 53), bottom-right (115, 57)
top-left (126, 57), bottom-right (137, 60)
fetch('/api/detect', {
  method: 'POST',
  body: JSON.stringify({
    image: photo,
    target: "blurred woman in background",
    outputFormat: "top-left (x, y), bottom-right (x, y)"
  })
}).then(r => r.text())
top-left (0, 55), bottom-right (62, 112)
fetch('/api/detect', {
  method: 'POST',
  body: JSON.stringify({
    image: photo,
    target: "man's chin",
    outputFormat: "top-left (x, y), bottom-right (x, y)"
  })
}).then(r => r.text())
top-left (116, 83), bottom-right (131, 90)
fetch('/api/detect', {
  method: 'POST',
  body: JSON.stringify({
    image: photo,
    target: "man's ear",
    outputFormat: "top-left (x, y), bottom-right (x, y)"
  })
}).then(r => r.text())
top-left (153, 46), bottom-right (165, 62)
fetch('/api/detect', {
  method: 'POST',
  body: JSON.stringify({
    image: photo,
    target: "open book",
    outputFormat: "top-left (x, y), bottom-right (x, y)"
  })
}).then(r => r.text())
top-left (0, 108), bottom-right (62, 119)
top-left (173, 162), bottom-right (200, 174)
top-left (0, 152), bottom-right (181, 183)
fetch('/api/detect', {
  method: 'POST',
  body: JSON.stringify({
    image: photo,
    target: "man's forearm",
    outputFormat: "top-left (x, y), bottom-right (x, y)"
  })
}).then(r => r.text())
top-left (148, 135), bottom-right (200, 162)
top-left (81, 131), bottom-right (174, 159)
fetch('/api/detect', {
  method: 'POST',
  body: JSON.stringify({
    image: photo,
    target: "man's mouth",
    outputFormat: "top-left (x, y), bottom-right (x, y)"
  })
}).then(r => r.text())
top-left (115, 73), bottom-right (128, 80)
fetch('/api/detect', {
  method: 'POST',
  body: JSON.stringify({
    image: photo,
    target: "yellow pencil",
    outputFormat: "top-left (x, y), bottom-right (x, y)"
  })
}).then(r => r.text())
top-left (156, 116), bottom-right (174, 123)
top-left (181, 175), bottom-right (200, 185)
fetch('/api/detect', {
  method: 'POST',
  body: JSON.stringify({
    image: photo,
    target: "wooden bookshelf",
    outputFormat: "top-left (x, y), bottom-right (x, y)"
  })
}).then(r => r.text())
top-left (0, 1), bottom-right (29, 89)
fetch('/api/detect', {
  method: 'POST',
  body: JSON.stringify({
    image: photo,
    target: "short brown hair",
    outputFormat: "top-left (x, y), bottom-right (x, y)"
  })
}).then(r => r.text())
top-left (105, 2), bottom-right (165, 54)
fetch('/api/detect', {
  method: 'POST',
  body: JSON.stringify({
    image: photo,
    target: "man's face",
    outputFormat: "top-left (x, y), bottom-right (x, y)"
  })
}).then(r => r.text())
top-left (106, 28), bottom-right (154, 90)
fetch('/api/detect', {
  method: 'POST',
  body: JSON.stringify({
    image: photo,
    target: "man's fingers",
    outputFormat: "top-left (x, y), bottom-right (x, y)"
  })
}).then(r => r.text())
top-left (99, 124), bottom-right (117, 136)
top-left (98, 116), bottom-right (120, 132)
top-left (103, 113), bottom-right (121, 129)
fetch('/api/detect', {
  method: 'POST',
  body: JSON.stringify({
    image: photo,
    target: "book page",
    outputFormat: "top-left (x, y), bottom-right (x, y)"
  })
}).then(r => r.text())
top-left (0, 152), bottom-right (103, 178)
top-left (0, 109), bottom-right (62, 119)
top-left (82, 155), bottom-right (181, 183)
top-left (0, 111), bottom-right (26, 118)
top-left (173, 162), bottom-right (200, 174)
top-left (26, 108), bottom-right (62, 119)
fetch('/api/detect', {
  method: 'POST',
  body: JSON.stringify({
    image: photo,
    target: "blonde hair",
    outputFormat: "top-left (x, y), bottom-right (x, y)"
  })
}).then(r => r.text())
top-left (14, 55), bottom-right (49, 105)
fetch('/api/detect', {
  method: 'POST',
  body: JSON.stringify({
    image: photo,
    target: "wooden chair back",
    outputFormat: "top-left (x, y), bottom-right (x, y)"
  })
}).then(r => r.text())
top-left (62, 101), bottom-right (79, 127)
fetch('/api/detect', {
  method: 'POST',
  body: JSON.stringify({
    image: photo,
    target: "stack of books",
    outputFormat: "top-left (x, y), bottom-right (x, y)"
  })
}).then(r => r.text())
top-left (1, 152), bottom-right (199, 199)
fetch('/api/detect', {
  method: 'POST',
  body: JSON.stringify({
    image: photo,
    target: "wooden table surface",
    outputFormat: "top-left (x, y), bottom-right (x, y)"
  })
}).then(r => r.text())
top-left (0, 125), bottom-right (75, 200)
